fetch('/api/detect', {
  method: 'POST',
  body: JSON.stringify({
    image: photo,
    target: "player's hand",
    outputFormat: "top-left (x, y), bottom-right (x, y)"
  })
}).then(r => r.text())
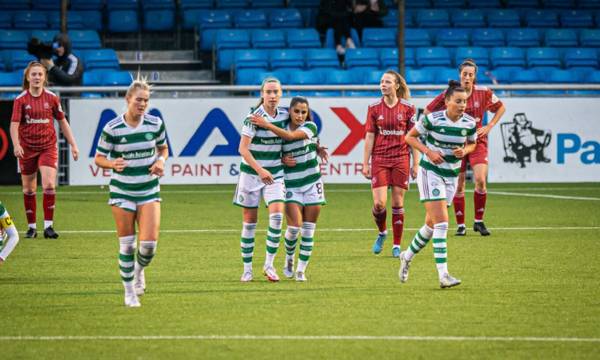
top-left (362, 163), bottom-right (371, 179)
top-left (282, 155), bottom-right (296, 167)
top-left (427, 150), bottom-right (444, 164)
top-left (13, 144), bottom-right (24, 158)
top-left (477, 125), bottom-right (491, 137)
top-left (411, 164), bottom-right (418, 179)
top-left (112, 158), bottom-right (126, 172)
top-left (71, 145), bottom-right (79, 161)
top-left (317, 145), bottom-right (329, 163)
top-left (258, 168), bottom-right (274, 185)
top-left (250, 114), bottom-right (269, 129)
top-left (150, 158), bottom-right (165, 177)
top-left (452, 146), bottom-right (467, 159)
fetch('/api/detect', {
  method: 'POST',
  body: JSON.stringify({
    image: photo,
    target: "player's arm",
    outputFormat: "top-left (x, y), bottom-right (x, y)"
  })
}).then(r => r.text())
top-left (453, 140), bottom-right (477, 159)
top-left (239, 135), bottom-right (274, 185)
top-left (57, 118), bottom-right (79, 161)
top-left (9, 122), bottom-right (23, 158)
top-left (406, 127), bottom-right (444, 165)
top-left (362, 132), bottom-right (375, 179)
top-left (478, 104), bottom-right (506, 137)
top-left (0, 213), bottom-right (20, 263)
top-left (410, 146), bottom-right (420, 179)
top-left (249, 114), bottom-right (306, 141)
top-left (149, 144), bottom-right (168, 177)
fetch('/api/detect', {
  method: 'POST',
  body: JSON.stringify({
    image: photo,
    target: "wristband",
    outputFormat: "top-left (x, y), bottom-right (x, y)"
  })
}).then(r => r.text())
top-left (157, 156), bottom-right (166, 163)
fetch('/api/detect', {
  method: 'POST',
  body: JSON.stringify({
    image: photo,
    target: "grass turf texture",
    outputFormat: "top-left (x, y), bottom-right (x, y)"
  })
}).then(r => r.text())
top-left (0, 183), bottom-right (599, 359)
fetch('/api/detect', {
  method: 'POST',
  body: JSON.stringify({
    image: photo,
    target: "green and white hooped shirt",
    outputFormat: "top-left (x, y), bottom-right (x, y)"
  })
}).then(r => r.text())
top-left (415, 110), bottom-right (477, 178)
top-left (96, 113), bottom-right (167, 202)
top-left (282, 121), bottom-right (321, 192)
top-left (240, 105), bottom-right (289, 180)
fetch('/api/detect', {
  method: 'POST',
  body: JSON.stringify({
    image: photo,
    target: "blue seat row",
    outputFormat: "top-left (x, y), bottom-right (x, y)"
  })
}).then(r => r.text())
top-left (0, 48), bottom-right (119, 72)
top-left (183, 8), bottom-right (305, 30)
top-left (0, 29), bottom-right (101, 50)
top-left (200, 28), bottom-right (320, 51)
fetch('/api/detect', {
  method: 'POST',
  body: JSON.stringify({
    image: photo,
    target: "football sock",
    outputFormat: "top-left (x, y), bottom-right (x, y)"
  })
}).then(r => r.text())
top-left (119, 235), bottom-right (136, 294)
top-left (432, 222), bottom-right (449, 278)
top-left (297, 222), bottom-right (316, 273)
top-left (405, 225), bottom-right (434, 261)
top-left (391, 207), bottom-right (404, 246)
top-left (453, 193), bottom-right (465, 226)
top-left (474, 189), bottom-right (487, 222)
top-left (0, 225), bottom-right (19, 261)
top-left (136, 240), bottom-right (157, 268)
top-left (265, 213), bottom-right (283, 268)
top-left (372, 206), bottom-right (387, 233)
top-left (240, 222), bottom-right (256, 273)
top-left (23, 191), bottom-right (36, 227)
top-left (43, 189), bottom-right (55, 229)
top-left (284, 226), bottom-right (300, 261)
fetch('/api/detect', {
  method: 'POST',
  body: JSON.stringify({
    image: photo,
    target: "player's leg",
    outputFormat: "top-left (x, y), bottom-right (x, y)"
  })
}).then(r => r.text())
top-left (20, 152), bottom-right (38, 238)
top-left (370, 164), bottom-right (389, 254)
top-left (134, 201), bottom-right (161, 296)
top-left (390, 163), bottom-right (409, 257)
top-left (453, 159), bottom-right (467, 236)
top-left (234, 174), bottom-right (261, 282)
top-left (39, 162), bottom-right (58, 239)
top-left (263, 180), bottom-right (286, 282)
top-left (425, 199), bottom-right (460, 288)
top-left (295, 203), bottom-right (322, 282)
top-left (283, 201), bottom-right (302, 278)
top-left (0, 209), bottom-right (20, 264)
top-left (471, 145), bottom-right (490, 236)
top-left (111, 204), bottom-right (139, 307)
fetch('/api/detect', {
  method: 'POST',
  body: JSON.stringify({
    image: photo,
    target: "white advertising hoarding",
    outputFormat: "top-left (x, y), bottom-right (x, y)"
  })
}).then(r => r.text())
top-left (68, 97), bottom-right (599, 185)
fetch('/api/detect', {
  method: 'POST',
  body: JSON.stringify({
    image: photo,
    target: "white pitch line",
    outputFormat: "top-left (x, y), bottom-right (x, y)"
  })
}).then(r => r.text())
top-left (39, 226), bottom-right (600, 235)
top-left (488, 191), bottom-right (600, 201)
top-left (0, 335), bottom-right (598, 343)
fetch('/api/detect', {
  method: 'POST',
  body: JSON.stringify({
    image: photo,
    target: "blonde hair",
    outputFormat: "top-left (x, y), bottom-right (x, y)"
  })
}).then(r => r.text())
top-left (22, 61), bottom-right (48, 90)
top-left (384, 70), bottom-right (410, 100)
top-left (254, 77), bottom-right (281, 109)
top-left (126, 73), bottom-right (151, 99)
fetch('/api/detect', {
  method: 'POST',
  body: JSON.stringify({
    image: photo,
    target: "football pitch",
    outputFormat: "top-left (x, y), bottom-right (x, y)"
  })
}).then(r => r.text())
top-left (0, 183), bottom-right (599, 359)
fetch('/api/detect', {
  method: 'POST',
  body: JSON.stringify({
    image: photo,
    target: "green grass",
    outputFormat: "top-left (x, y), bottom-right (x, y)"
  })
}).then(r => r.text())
top-left (1, 183), bottom-right (599, 359)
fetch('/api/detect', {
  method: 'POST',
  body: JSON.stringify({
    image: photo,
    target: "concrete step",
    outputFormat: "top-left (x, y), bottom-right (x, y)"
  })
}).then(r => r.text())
top-left (139, 70), bottom-right (219, 85)
top-left (118, 50), bottom-right (202, 70)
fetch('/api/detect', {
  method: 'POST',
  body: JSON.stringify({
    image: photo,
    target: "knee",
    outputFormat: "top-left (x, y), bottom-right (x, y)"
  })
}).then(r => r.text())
top-left (475, 178), bottom-right (487, 191)
top-left (373, 202), bottom-right (386, 212)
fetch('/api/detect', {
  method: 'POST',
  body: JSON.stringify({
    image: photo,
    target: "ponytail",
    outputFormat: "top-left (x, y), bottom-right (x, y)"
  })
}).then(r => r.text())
top-left (385, 70), bottom-right (410, 100)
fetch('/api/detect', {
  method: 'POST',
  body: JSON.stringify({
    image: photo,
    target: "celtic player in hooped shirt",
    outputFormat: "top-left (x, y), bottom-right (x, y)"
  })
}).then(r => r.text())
top-left (400, 80), bottom-right (477, 289)
top-left (0, 202), bottom-right (20, 264)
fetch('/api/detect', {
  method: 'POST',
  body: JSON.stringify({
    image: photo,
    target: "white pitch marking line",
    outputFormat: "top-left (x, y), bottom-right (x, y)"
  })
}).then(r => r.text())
top-left (38, 226), bottom-right (600, 235)
top-left (0, 335), bottom-right (599, 343)
top-left (488, 191), bottom-right (600, 201)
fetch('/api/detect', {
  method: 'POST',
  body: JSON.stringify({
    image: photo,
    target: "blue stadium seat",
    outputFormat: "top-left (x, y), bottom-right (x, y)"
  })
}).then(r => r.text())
top-left (582, 70), bottom-right (600, 83)
top-left (30, 30), bottom-right (58, 43)
top-left (548, 69), bottom-right (578, 85)
top-left (250, 0), bottom-right (284, 7)
top-left (406, 69), bottom-right (436, 96)
top-left (71, 10), bottom-right (103, 31)
top-left (199, 28), bottom-right (219, 50)
top-left (13, 11), bottom-right (48, 29)
top-left (416, 47), bottom-right (451, 67)
top-left (524, 10), bottom-right (559, 28)
top-left (544, 29), bottom-right (578, 47)
top-left (451, 10), bottom-right (486, 28)
top-left (215, 0), bottom-right (248, 8)
top-left (405, 0), bottom-right (432, 8)
top-left (298, 8), bottom-right (316, 27)
top-left (561, 10), bottom-right (594, 28)
top-left (106, 0), bottom-right (139, 10)
top-left (198, 10), bottom-right (232, 29)
top-left (216, 49), bottom-right (236, 71)
top-left (69, 30), bottom-right (102, 49)
top-left (217, 29), bottom-right (251, 50)
top-left (324, 70), bottom-right (356, 85)
top-left (580, 29), bottom-right (600, 47)
top-left (270, 48), bottom-right (305, 69)
top-left (405, 29), bottom-right (432, 47)
top-left (305, 48), bottom-right (340, 69)
top-left (490, 47), bottom-right (526, 68)
top-left (71, 0), bottom-right (104, 10)
top-left (251, 29), bottom-right (285, 48)
top-left (6, 50), bottom-right (36, 71)
top-left (505, 0), bottom-right (537, 7)
top-left (362, 69), bottom-right (384, 85)
top-left (472, 0), bottom-right (501, 7)
top-left (235, 68), bottom-right (263, 85)
top-left (380, 47), bottom-right (416, 68)
top-left (382, 10), bottom-right (415, 28)
top-left (472, 28), bottom-right (505, 47)
top-left (143, 9), bottom-right (175, 31)
top-left (179, 0), bottom-right (213, 10)
top-left (287, 69), bottom-right (323, 84)
top-left (436, 29), bottom-right (470, 47)
top-left (0, 30), bottom-right (29, 50)
top-left (416, 9), bottom-right (450, 28)
top-left (48, 11), bottom-right (85, 29)
top-left (0, 13), bottom-right (12, 28)
top-left (32, 0), bottom-right (60, 10)
top-left (506, 28), bottom-right (540, 47)
top-left (286, 28), bottom-right (320, 48)
top-left (82, 49), bottom-right (120, 70)
top-left (144, 0), bottom-right (175, 9)
top-left (269, 9), bottom-right (303, 28)
top-left (486, 9), bottom-right (521, 28)
top-left (287, 0), bottom-right (319, 7)
top-left (83, 70), bottom-right (103, 86)
top-left (108, 10), bottom-right (140, 32)
top-left (578, 0), bottom-right (600, 9)
top-left (104, 70), bottom-right (134, 85)
top-left (489, 67), bottom-right (517, 83)
top-left (234, 49), bottom-right (269, 71)
top-left (362, 28), bottom-right (396, 48)
top-left (512, 69), bottom-right (540, 83)
top-left (432, 0), bottom-right (466, 8)
top-left (324, 28), bottom-right (361, 48)
top-left (527, 47), bottom-right (561, 67)
top-left (0, 71), bottom-right (22, 86)
top-left (530, 66), bottom-right (560, 80)
top-left (455, 47), bottom-right (490, 68)
top-left (544, 0), bottom-right (575, 9)
top-left (182, 10), bottom-right (203, 30)
top-left (564, 48), bottom-right (598, 68)
top-left (345, 48), bottom-right (380, 69)
top-left (234, 10), bottom-right (267, 28)
top-left (0, 0), bottom-right (30, 10)
top-left (435, 67), bottom-right (458, 83)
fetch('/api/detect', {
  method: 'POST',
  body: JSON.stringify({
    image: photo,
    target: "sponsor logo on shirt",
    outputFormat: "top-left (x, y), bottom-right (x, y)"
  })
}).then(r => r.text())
top-left (44, 102), bottom-right (49, 109)
top-left (379, 129), bottom-right (405, 136)
top-left (122, 149), bottom-right (154, 160)
top-left (474, 101), bottom-right (480, 108)
top-left (24, 116), bottom-right (50, 124)
top-left (396, 113), bottom-right (403, 121)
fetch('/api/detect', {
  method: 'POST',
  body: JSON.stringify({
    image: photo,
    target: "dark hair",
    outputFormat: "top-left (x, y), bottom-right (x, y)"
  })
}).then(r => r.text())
top-left (444, 80), bottom-right (467, 101)
top-left (384, 70), bottom-right (410, 99)
top-left (459, 58), bottom-right (478, 73)
top-left (289, 96), bottom-right (313, 122)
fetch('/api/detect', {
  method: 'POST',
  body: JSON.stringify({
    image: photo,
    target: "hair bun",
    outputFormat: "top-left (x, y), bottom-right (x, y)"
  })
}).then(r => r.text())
top-left (448, 79), bottom-right (461, 88)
